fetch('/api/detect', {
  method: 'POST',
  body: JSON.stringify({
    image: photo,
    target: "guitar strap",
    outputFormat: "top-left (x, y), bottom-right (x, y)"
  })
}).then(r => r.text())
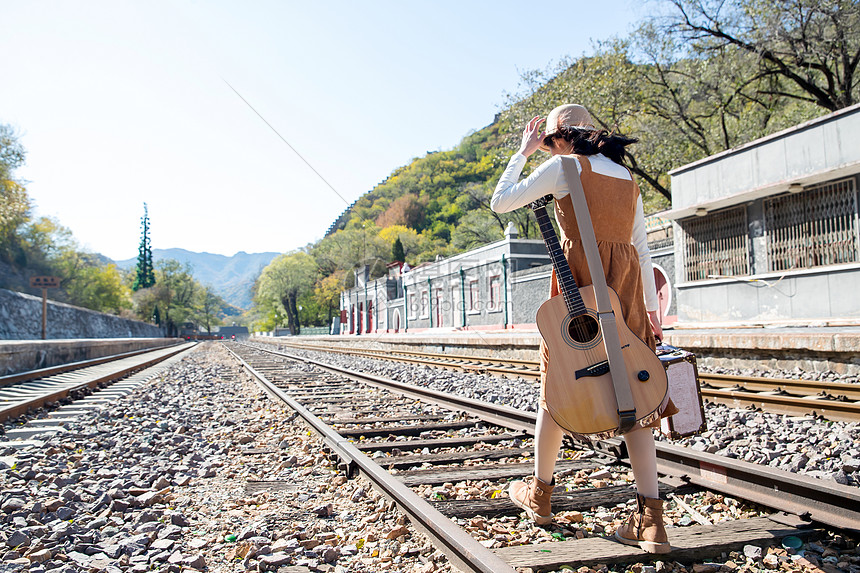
top-left (561, 157), bottom-right (638, 434)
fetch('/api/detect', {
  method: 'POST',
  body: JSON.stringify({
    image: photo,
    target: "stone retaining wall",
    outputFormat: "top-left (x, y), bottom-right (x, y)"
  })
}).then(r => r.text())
top-left (0, 288), bottom-right (163, 341)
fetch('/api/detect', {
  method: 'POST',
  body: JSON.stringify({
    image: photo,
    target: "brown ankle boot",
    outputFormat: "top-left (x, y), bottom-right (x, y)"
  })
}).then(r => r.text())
top-left (615, 494), bottom-right (671, 554)
top-left (509, 475), bottom-right (554, 525)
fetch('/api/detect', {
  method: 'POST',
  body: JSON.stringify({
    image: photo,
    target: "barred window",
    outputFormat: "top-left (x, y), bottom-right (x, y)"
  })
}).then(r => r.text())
top-left (765, 178), bottom-right (859, 272)
top-left (681, 206), bottom-right (750, 282)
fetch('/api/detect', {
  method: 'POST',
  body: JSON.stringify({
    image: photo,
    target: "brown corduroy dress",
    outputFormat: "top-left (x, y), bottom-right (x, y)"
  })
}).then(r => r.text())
top-left (538, 156), bottom-right (677, 428)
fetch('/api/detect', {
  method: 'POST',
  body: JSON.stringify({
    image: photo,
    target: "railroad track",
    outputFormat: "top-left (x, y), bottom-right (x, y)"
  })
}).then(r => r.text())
top-left (0, 342), bottom-right (195, 425)
top-left (269, 340), bottom-right (860, 422)
top-left (225, 341), bottom-right (860, 573)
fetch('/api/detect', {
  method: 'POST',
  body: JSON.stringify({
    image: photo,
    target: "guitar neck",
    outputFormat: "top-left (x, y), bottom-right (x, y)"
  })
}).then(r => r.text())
top-left (532, 197), bottom-right (588, 317)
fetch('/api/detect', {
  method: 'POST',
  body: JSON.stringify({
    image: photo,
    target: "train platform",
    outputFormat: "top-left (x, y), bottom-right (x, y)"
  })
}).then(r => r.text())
top-left (0, 338), bottom-right (180, 378)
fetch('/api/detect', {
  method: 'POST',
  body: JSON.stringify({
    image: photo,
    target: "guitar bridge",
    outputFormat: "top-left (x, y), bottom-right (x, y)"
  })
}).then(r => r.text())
top-left (575, 360), bottom-right (610, 379)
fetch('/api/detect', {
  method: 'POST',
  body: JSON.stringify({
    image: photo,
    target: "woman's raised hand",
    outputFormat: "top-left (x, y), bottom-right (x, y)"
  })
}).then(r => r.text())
top-left (518, 116), bottom-right (546, 158)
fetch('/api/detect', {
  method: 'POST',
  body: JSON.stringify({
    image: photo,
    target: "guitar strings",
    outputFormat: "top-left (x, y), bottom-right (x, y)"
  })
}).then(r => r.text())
top-left (535, 203), bottom-right (601, 366)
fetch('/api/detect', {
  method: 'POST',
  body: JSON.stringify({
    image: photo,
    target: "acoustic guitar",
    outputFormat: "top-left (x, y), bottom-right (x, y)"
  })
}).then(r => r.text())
top-left (531, 195), bottom-right (668, 436)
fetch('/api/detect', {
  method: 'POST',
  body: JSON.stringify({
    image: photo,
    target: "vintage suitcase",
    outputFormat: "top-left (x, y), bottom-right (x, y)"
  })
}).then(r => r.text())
top-left (656, 344), bottom-right (707, 438)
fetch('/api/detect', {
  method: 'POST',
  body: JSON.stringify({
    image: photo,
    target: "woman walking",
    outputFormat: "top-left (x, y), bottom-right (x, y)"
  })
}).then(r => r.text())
top-left (491, 104), bottom-right (673, 554)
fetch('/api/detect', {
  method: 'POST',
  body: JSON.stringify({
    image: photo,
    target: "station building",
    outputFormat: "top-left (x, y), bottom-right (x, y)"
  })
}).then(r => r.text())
top-left (338, 104), bottom-right (860, 334)
top-left (339, 218), bottom-right (676, 335)
top-left (664, 103), bottom-right (860, 326)
top-left (340, 223), bottom-right (551, 334)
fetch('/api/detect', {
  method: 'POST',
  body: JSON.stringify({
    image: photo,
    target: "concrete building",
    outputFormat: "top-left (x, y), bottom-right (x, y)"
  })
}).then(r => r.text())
top-left (340, 223), bottom-right (551, 334)
top-left (664, 103), bottom-right (860, 325)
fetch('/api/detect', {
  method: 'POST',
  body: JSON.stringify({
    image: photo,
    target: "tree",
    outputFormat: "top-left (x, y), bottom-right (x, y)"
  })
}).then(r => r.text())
top-left (255, 252), bottom-right (317, 335)
top-left (391, 236), bottom-right (405, 262)
top-left (451, 210), bottom-right (505, 251)
top-left (133, 203), bottom-right (155, 291)
top-left (0, 125), bottom-right (30, 266)
top-left (64, 262), bottom-right (131, 314)
top-left (655, 0), bottom-right (860, 111)
top-left (133, 286), bottom-right (162, 327)
top-left (312, 224), bottom-right (391, 277)
top-left (195, 286), bottom-right (224, 334)
top-left (375, 194), bottom-right (427, 228)
top-left (377, 225), bottom-right (439, 263)
top-left (461, 181), bottom-right (542, 238)
top-left (313, 270), bottom-right (346, 326)
top-left (152, 259), bottom-right (197, 336)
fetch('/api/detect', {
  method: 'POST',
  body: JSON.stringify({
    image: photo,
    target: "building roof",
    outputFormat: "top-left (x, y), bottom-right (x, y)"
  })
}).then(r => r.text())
top-left (665, 103), bottom-right (860, 220)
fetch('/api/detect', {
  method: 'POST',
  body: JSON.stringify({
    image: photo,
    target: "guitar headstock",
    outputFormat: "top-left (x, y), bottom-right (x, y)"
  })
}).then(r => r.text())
top-left (529, 195), bottom-right (554, 211)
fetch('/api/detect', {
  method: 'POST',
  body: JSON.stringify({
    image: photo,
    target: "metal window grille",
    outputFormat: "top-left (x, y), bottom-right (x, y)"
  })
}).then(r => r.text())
top-left (765, 178), bottom-right (859, 272)
top-left (681, 206), bottom-right (750, 281)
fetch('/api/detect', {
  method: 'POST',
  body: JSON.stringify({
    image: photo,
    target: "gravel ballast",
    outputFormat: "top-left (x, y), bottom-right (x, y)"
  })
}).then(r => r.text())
top-left (0, 344), bottom-right (454, 573)
top-left (2, 341), bottom-right (858, 573)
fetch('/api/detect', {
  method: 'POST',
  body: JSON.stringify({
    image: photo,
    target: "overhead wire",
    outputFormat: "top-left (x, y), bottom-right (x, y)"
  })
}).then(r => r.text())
top-left (221, 77), bottom-right (350, 207)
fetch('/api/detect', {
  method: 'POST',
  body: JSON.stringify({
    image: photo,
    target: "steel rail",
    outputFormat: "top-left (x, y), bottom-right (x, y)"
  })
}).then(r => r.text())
top-left (245, 341), bottom-right (860, 533)
top-left (273, 341), bottom-right (539, 378)
top-left (700, 387), bottom-right (860, 422)
top-left (650, 441), bottom-right (860, 532)
top-left (272, 340), bottom-right (860, 420)
top-left (223, 344), bottom-right (517, 573)
top-left (701, 372), bottom-right (860, 401)
top-left (276, 340), bottom-right (538, 368)
top-left (0, 343), bottom-right (195, 422)
top-left (0, 341), bottom-right (184, 388)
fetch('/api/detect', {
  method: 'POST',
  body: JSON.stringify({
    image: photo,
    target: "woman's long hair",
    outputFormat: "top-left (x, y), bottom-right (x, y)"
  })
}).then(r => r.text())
top-left (547, 125), bottom-right (637, 165)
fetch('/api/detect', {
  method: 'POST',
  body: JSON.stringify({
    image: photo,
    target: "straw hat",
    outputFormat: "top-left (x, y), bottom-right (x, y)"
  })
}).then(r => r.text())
top-left (540, 104), bottom-right (596, 151)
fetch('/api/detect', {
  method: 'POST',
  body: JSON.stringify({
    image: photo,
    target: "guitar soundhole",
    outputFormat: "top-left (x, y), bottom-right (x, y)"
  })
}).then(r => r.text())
top-left (568, 315), bottom-right (600, 344)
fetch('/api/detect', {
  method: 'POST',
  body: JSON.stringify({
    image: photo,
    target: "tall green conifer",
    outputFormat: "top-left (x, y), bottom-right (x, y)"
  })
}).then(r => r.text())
top-left (133, 203), bottom-right (155, 291)
top-left (391, 237), bottom-right (405, 263)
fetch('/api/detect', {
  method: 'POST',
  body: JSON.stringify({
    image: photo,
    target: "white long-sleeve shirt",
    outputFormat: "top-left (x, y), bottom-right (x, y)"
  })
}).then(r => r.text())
top-left (491, 152), bottom-right (659, 312)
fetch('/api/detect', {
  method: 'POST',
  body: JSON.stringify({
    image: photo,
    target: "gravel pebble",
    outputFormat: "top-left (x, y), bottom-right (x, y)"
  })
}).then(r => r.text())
top-left (0, 343), bottom-right (456, 573)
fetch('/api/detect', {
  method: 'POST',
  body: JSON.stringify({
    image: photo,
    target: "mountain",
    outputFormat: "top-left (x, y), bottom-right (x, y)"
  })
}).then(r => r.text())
top-left (115, 248), bottom-right (279, 310)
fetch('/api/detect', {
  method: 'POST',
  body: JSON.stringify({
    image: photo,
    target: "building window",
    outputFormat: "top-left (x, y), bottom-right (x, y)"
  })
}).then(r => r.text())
top-left (468, 279), bottom-right (479, 311)
top-left (488, 275), bottom-right (501, 312)
top-left (680, 206), bottom-right (750, 282)
top-left (420, 290), bottom-right (429, 318)
top-left (408, 292), bottom-right (417, 319)
top-left (433, 288), bottom-right (444, 327)
top-left (765, 178), bottom-right (858, 272)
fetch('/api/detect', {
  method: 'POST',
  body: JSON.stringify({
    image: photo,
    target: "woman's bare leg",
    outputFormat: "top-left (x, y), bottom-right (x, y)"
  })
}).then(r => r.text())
top-left (624, 426), bottom-right (659, 498)
top-left (535, 408), bottom-right (565, 483)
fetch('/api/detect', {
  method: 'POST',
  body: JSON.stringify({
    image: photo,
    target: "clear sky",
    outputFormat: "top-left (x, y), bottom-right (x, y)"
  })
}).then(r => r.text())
top-left (1, 0), bottom-right (644, 261)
